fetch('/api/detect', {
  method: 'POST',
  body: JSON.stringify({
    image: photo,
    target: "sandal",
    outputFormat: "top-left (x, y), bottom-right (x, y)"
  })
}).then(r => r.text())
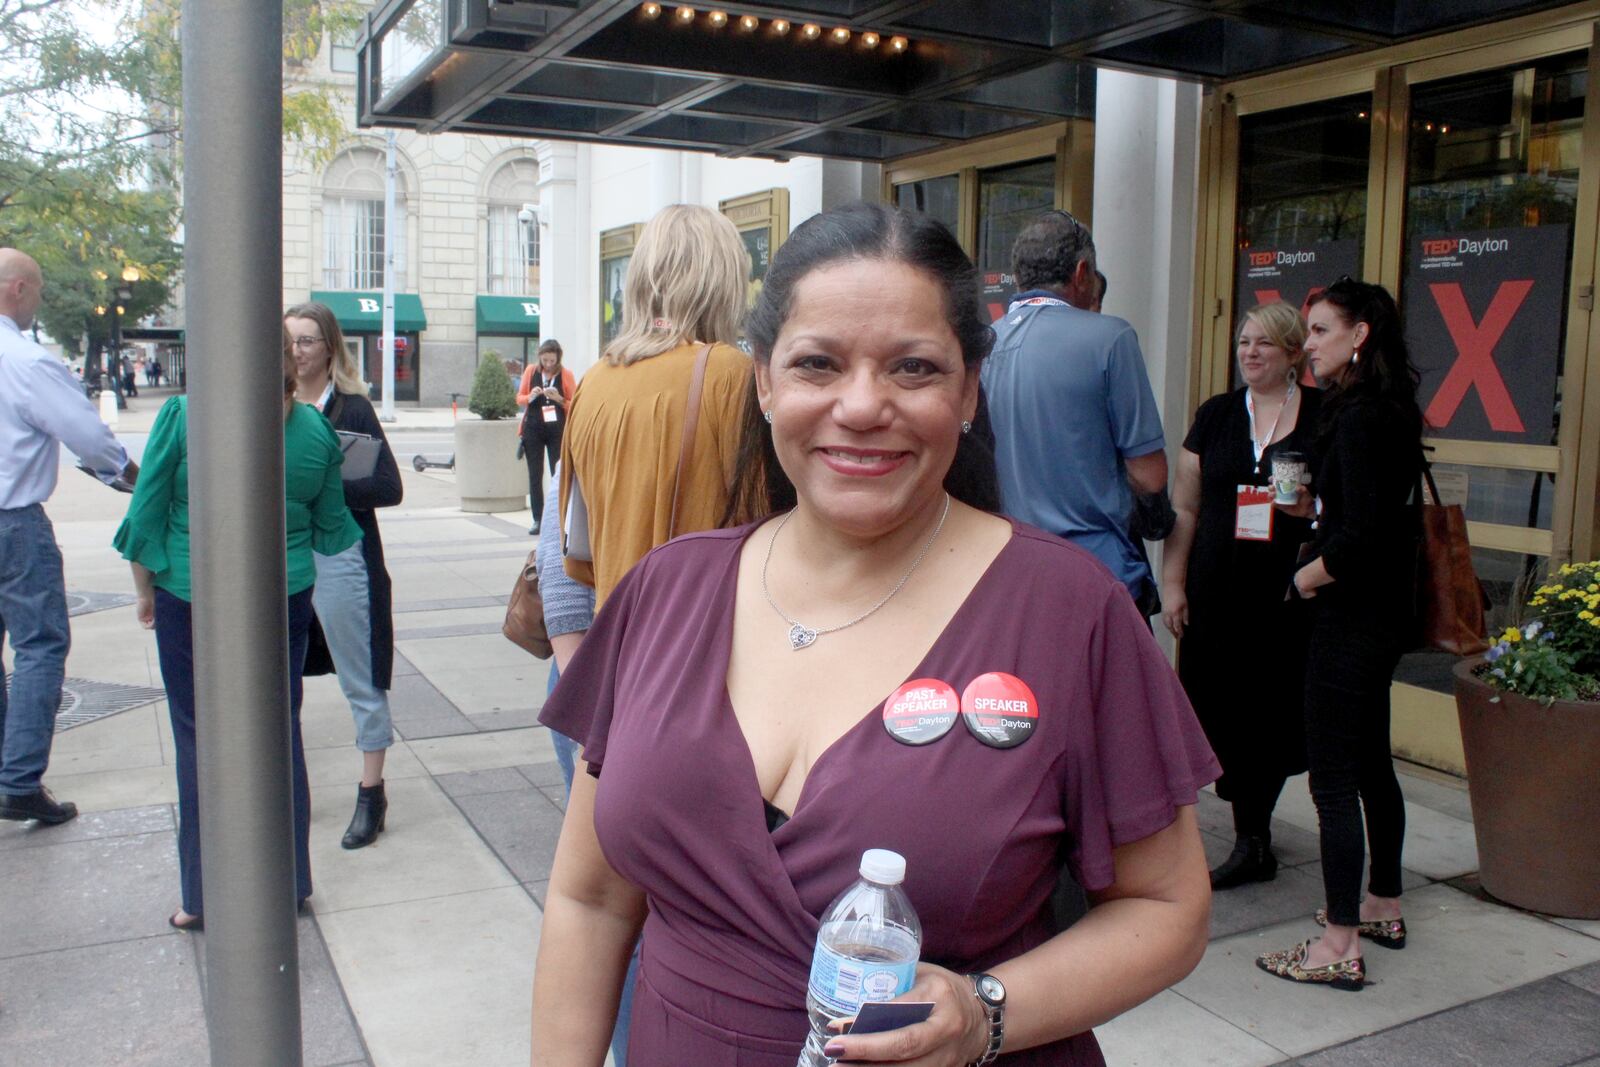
top-left (1314, 908), bottom-right (1406, 949)
top-left (168, 910), bottom-right (204, 932)
top-left (1255, 940), bottom-right (1365, 991)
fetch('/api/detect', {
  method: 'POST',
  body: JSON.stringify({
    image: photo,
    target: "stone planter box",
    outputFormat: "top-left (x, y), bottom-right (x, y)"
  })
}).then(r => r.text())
top-left (1453, 657), bottom-right (1600, 919)
top-left (453, 417), bottom-right (526, 514)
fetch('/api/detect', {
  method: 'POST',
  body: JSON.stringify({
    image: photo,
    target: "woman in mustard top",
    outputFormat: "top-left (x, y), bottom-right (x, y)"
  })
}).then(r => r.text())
top-left (115, 342), bottom-right (361, 931)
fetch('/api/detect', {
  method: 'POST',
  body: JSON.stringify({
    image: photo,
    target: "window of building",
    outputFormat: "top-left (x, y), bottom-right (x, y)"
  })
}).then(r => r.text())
top-left (330, 25), bottom-right (359, 74)
top-left (485, 158), bottom-right (539, 296)
top-left (322, 147), bottom-right (407, 291)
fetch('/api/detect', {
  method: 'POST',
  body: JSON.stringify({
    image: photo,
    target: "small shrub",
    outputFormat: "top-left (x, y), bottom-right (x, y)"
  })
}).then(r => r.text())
top-left (468, 351), bottom-right (518, 420)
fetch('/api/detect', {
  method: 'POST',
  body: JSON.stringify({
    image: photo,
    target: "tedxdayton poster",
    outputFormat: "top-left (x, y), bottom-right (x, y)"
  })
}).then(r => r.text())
top-left (1405, 225), bottom-right (1569, 447)
top-left (1234, 238), bottom-right (1361, 319)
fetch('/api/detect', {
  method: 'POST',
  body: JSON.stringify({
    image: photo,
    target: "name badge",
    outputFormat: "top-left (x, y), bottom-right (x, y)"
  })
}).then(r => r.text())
top-left (541, 405), bottom-right (559, 423)
top-left (1235, 485), bottom-right (1274, 541)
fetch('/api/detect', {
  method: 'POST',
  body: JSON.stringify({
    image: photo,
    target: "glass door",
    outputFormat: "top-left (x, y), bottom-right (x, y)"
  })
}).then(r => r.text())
top-left (1402, 51), bottom-right (1588, 634)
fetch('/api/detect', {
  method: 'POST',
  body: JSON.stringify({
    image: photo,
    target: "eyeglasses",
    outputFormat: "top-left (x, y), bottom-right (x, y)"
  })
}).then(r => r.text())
top-left (291, 336), bottom-right (326, 349)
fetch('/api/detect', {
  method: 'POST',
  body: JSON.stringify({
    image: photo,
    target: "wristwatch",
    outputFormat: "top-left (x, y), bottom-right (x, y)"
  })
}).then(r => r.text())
top-left (966, 972), bottom-right (1006, 1066)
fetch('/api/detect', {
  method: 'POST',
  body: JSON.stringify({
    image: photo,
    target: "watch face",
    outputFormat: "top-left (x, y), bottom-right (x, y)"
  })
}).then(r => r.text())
top-left (977, 974), bottom-right (1006, 1005)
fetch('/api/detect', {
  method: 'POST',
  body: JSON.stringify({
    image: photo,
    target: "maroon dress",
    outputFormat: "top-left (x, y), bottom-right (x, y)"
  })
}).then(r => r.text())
top-left (540, 521), bottom-right (1220, 1066)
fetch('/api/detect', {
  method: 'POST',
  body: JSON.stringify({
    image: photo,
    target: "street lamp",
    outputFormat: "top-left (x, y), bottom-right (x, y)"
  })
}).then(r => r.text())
top-left (105, 265), bottom-right (141, 410)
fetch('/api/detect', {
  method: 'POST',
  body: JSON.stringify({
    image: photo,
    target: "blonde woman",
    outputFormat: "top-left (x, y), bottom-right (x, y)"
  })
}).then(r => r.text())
top-left (284, 301), bottom-right (403, 849)
top-left (559, 203), bottom-right (753, 606)
top-left (1161, 301), bottom-right (1319, 889)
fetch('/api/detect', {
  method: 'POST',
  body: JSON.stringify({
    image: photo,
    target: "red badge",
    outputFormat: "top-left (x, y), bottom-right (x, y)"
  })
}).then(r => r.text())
top-left (961, 673), bottom-right (1039, 749)
top-left (882, 679), bottom-right (960, 746)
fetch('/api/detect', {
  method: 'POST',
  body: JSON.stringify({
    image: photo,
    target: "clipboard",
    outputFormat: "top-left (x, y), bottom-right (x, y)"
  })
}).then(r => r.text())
top-left (336, 431), bottom-right (381, 481)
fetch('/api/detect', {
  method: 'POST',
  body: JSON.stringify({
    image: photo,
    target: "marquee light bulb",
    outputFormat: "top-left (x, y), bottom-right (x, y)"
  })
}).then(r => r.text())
top-left (801, 23), bottom-right (821, 39)
top-left (708, 10), bottom-right (727, 26)
top-left (889, 35), bottom-right (908, 52)
top-left (771, 19), bottom-right (789, 34)
top-left (862, 31), bottom-right (880, 47)
top-left (642, 2), bottom-right (660, 16)
top-left (739, 14), bottom-right (758, 30)
top-left (831, 27), bottom-right (850, 43)
top-left (675, 6), bottom-right (695, 23)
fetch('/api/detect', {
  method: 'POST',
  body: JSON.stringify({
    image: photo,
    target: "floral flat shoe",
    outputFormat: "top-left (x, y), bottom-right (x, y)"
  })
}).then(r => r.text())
top-left (1255, 940), bottom-right (1366, 991)
top-left (1314, 908), bottom-right (1407, 949)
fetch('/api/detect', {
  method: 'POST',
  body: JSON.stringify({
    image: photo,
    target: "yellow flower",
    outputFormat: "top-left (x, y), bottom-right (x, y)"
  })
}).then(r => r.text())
top-left (1531, 597), bottom-right (1548, 606)
top-left (1590, 616), bottom-right (1600, 629)
top-left (1503, 627), bottom-right (1522, 643)
top-left (1581, 611), bottom-right (1595, 621)
top-left (1588, 584), bottom-right (1599, 593)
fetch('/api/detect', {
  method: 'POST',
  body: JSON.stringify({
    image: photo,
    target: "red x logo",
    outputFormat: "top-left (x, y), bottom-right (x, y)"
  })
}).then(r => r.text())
top-left (1423, 281), bottom-right (1531, 433)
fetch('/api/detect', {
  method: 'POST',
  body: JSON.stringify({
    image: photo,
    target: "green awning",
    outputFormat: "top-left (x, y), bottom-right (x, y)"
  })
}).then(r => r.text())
top-left (310, 291), bottom-right (427, 333)
top-left (475, 294), bottom-right (541, 335)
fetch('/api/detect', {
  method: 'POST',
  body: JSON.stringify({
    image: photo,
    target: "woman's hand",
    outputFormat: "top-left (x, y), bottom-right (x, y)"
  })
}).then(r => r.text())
top-left (1293, 566), bottom-right (1319, 599)
top-left (820, 964), bottom-right (988, 1065)
top-left (1273, 485), bottom-right (1316, 521)
top-left (135, 591), bottom-right (155, 630)
top-left (1160, 585), bottom-right (1188, 638)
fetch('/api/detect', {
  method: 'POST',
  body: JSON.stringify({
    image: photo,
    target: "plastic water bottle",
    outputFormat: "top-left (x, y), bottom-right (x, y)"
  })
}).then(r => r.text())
top-left (797, 849), bottom-right (923, 1066)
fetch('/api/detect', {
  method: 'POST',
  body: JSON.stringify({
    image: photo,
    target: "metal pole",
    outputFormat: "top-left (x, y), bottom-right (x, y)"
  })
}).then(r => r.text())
top-left (181, 1), bottom-right (303, 1064)
top-left (380, 128), bottom-right (397, 421)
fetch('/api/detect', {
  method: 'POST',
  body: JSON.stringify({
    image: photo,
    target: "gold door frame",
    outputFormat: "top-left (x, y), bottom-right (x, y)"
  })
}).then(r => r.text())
top-left (1192, 5), bottom-right (1600, 773)
top-left (719, 188), bottom-right (790, 311)
top-left (882, 120), bottom-right (1096, 257)
top-left (598, 223), bottom-right (644, 354)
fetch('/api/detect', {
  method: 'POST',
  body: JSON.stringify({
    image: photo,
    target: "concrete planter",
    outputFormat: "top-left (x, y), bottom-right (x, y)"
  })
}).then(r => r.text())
top-left (453, 417), bottom-right (525, 513)
top-left (1453, 656), bottom-right (1600, 919)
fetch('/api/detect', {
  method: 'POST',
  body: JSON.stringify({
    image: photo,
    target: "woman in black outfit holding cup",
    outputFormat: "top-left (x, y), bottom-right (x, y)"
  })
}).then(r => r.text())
top-left (1257, 278), bottom-right (1421, 991)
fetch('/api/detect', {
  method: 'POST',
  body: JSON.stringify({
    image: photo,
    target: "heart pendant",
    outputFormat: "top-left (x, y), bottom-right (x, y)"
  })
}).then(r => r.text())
top-left (788, 624), bottom-right (818, 651)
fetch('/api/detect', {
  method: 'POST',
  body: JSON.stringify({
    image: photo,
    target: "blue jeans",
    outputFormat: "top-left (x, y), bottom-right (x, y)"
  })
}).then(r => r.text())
top-left (156, 587), bottom-right (316, 916)
top-left (0, 505), bottom-right (71, 796)
top-left (313, 542), bottom-right (394, 752)
top-left (546, 662), bottom-right (633, 1064)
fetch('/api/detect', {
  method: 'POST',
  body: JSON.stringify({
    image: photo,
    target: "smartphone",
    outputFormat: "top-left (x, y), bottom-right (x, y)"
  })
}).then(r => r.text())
top-left (845, 1001), bottom-right (935, 1035)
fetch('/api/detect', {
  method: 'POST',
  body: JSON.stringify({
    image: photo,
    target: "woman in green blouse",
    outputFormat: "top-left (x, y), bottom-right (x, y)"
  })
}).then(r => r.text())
top-left (115, 340), bottom-right (361, 931)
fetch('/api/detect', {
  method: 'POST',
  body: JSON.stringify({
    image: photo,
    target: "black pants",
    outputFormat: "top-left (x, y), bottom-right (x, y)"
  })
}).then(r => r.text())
top-left (524, 424), bottom-right (561, 520)
top-left (1303, 601), bottom-right (1406, 927)
top-left (1230, 775), bottom-right (1287, 840)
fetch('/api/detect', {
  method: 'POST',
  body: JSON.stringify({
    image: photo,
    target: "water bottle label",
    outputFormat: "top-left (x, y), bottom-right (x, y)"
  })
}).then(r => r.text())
top-left (806, 942), bottom-right (918, 1016)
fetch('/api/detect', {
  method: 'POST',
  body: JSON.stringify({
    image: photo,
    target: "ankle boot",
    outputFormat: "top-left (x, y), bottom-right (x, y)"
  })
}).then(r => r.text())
top-left (1210, 834), bottom-right (1277, 889)
top-left (341, 781), bottom-right (387, 850)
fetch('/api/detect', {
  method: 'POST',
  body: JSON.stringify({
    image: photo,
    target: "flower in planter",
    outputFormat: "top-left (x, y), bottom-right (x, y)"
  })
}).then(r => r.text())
top-left (1478, 560), bottom-right (1600, 704)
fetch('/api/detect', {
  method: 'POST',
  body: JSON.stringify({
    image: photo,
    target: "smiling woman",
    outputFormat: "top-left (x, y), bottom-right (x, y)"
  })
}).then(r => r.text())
top-left (532, 202), bottom-right (1219, 1067)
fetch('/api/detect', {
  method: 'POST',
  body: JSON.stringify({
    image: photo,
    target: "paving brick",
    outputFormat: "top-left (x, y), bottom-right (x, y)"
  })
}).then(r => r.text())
top-left (1295, 978), bottom-right (1600, 1067)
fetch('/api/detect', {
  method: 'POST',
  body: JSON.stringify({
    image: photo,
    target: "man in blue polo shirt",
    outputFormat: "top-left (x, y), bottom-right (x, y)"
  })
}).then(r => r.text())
top-left (982, 211), bottom-right (1172, 614)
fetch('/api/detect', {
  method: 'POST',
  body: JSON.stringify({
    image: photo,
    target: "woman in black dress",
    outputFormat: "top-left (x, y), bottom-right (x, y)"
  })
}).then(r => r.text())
top-left (1257, 279), bottom-right (1422, 991)
top-left (1162, 301), bottom-right (1317, 888)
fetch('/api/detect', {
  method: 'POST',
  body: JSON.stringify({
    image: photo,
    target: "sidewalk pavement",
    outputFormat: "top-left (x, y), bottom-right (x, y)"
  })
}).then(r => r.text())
top-left (3, 435), bottom-right (1600, 1066)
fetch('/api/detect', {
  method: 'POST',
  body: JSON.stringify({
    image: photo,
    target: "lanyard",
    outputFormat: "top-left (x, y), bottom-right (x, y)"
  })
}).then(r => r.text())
top-left (1007, 295), bottom-right (1071, 312)
top-left (1244, 384), bottom-right (1295, 467)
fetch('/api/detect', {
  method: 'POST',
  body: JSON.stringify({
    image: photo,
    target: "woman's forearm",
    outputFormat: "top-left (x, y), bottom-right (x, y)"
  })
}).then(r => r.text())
top-left (1160, 507), bottom-right (1197, 592)
top-left (988, 809), bottom-right (1211, 1052)
top-left (131, 562), bottom-right (156, 597)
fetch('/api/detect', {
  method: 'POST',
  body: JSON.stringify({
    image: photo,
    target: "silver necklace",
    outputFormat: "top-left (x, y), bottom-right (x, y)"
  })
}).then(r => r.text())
top-left (761, 494), bottom-right (952, 651)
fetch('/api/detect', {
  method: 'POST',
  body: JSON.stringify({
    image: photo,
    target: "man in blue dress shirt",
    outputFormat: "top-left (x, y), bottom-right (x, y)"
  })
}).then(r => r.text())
top-left (0, 249), bottom-right (138, 825)
top-left (981, 213), bottom-right (1173, 616)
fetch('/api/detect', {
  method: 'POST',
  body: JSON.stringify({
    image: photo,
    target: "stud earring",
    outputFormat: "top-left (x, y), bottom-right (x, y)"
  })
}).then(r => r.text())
top-left (961, 420), bottom-right (972, 435)
top-left (763, 410), bottom-right (773, 424)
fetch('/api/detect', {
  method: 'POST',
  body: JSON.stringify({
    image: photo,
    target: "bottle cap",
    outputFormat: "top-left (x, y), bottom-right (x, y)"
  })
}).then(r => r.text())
top-left (859, 849), bottom-right (906, 885)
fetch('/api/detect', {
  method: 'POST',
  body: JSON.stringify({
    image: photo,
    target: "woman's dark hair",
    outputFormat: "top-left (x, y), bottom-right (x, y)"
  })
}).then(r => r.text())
top-left (725, 201), bottom-right (999, 524)
top-left (1307, 278), bottom-right (1424, 444)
